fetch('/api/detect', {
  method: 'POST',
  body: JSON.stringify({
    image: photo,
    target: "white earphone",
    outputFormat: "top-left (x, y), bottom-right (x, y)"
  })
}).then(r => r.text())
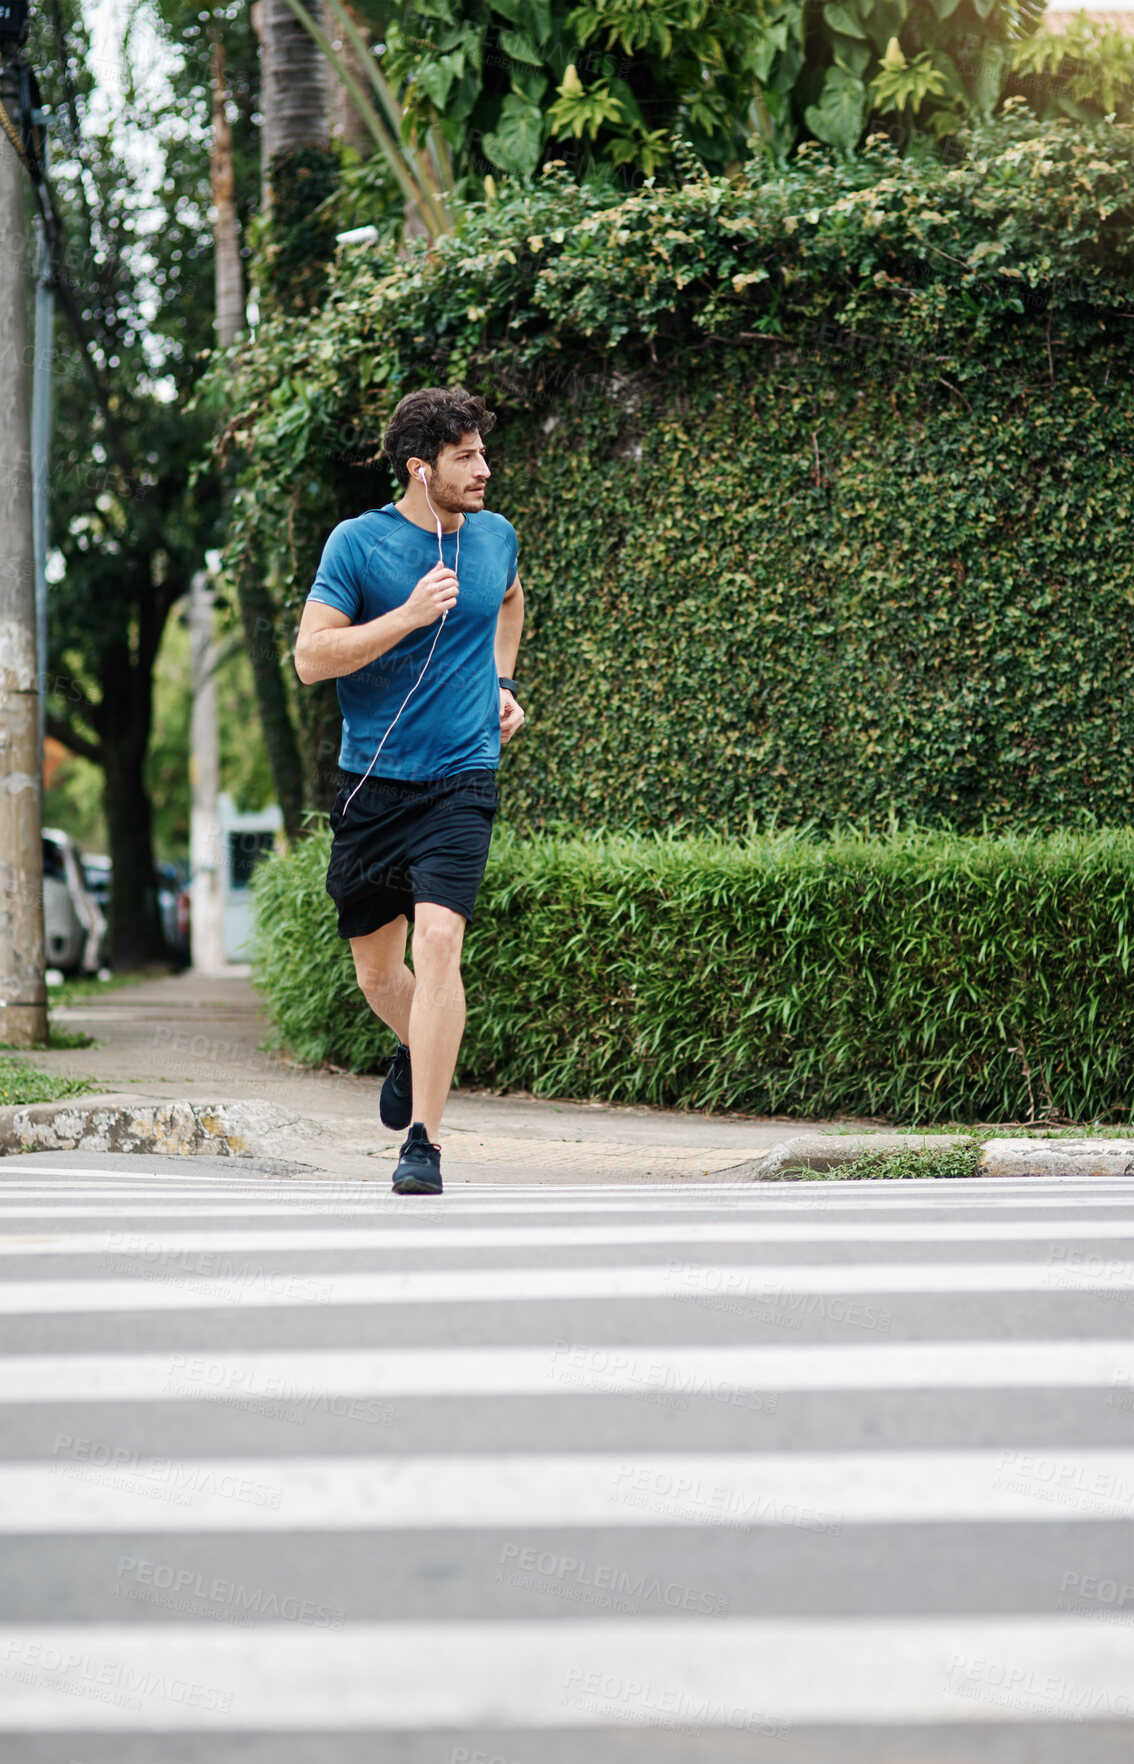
top-left (418, 467), bottom-right (455, 577)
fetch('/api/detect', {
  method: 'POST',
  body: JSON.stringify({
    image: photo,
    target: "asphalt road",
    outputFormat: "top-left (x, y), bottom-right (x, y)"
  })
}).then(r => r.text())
top-left (1, 1151), bottom-right (1133, 1761)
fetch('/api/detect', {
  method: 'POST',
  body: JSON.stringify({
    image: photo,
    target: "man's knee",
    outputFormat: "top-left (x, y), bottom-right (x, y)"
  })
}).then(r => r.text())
top-left (350, 921), bottom-right (409, 996)
top-left (413, 907), bottom-right (465, 969)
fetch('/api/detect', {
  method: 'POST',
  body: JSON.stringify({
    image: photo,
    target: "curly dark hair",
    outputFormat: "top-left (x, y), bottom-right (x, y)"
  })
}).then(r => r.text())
top-left (382, 386), bottom-right (497, 488)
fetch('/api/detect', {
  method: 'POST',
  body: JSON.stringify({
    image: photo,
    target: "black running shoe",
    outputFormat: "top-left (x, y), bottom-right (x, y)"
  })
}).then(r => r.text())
top-left (392, 1122), bottom-right (443, 1195)
top-left (380, 1042), bottom-right (413, 1131)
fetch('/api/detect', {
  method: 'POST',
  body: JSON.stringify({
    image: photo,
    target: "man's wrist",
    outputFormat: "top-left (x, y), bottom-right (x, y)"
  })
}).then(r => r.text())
top-left (381, 605), bottom-right (417, 647)
top-left (498, 675), bottom-right (520, 697)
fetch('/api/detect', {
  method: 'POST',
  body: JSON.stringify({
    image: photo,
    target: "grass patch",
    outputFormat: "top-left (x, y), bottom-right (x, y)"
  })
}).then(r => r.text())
top-left (49, 969), bottom-right (153, 1010)
top-left (43, 1026), bottom-right (96, 1051)
top-left (830, 1139), bottom-right (983, 1181)
top-left (0, 1027), bottom-right (95, 1053)
top-left (0, 1059), bottom-right (94, 1108)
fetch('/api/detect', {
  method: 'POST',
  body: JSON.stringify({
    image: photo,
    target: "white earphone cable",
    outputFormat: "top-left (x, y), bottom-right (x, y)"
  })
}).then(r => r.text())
top-left (340, 472), bottom-right (458, 817)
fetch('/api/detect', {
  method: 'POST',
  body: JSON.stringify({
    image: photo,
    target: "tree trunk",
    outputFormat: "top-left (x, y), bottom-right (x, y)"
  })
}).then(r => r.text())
top-left (234, 560), bottom-right (306, 841)
top-left (327, 1), bottom-right (374, 159)
top-left (260, 0), bottom-right (329, 188)
top-left (250, 1), bottom-right (273, 212)
top-left (210, 33), bottom-right (246, 347)
top-left (60, 583), bottom-right (181, 972)
top-left (101, 725), bottom-right (166, 971)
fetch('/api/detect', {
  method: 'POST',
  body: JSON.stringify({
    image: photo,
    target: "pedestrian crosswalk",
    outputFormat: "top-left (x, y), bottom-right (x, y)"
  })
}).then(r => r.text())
top-left (1, 1156), bottom-right (1134, 1761)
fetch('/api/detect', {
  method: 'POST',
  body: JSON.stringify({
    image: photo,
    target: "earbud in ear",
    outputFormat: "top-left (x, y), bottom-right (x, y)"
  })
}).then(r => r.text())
top-left (418, 468), bottom-right (427, 482)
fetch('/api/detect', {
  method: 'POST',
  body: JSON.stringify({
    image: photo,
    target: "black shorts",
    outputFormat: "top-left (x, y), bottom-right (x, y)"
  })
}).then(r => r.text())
top-left (326, 768), bottom-right (498, 940)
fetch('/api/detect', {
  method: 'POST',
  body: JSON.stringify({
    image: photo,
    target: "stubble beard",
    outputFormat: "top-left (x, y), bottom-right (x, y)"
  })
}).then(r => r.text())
top-left (429, 472), bottom-right (481, 515)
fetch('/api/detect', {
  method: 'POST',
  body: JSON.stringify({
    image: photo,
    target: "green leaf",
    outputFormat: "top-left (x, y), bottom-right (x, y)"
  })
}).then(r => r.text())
top-left (823, 2), bottom-right (868, 39)
top-left (410, 0), bottom-right (455, 21)
top-left (511, 65), bottom-right (549, 104)
top-left (498, 26), bottom-right (544, 65)
top-left (482, 92), bottom-right (545, 175)
top-left (609, 76), bottom-right (644, 129)
top-left (518, 0), bottom-right (553, 43)
top-left (972, 37), bottom-right (1005, 114)
top-left (414, 58), bottom-right (455, 109)
top-left (928, 47), bottom-right (965, 100)
top-left (804, 66), bottom-right (867, 151)
top-left (832, 33), bottom-right (871, 77)
top-left (446, 68), bottom-right (480, 124)
top-left (862, 0), bottom-right (909, 52)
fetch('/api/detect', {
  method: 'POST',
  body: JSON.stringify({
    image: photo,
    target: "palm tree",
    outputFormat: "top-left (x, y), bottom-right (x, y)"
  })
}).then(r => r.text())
top-left (277, 0), bottom-right (453, 237)
top-left (210, 31), bottom-right (245, 344)
top-left (327, 0), bottom-right (374, 159)
top-left (254, 0), bottom-right (329, 209)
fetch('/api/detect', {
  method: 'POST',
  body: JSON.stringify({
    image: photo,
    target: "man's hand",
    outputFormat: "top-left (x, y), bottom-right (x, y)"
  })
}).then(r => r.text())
top-left (405, 563), bottom-right (459, 628)
top-left (500, 688), bottom-right (526, 744)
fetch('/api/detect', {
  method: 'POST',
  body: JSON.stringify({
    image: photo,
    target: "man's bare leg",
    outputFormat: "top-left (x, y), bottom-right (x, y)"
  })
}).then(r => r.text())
top-left (349, 916), bottom-right (415, 1043)
top-left (407, 902), bottom-right (467, 1143)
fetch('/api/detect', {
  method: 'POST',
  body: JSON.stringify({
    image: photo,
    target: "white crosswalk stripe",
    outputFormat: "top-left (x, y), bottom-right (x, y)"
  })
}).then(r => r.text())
top-left (5, 1448), bottom-right (1134, 1531)
top-left (2, 1259), bottom-right (1132, 1311)
top-left (1, 1159), bottom-right (1133, 1761)
top-left (2, 1618), bottom-right (1133, 1728)
top-left (10, 1215), bottom-right (1134, 1252)
top-left (0, 1338), bottom-right (1130, 1401)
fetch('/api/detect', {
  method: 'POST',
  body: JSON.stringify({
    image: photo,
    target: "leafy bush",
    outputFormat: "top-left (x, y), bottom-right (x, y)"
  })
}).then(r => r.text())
top-left (253, 824), bottom-right (1134, 1123)
top-left (220, 113), bottom-right (1134, 834)
top-left (378, 0), bottom-right (1120, 178)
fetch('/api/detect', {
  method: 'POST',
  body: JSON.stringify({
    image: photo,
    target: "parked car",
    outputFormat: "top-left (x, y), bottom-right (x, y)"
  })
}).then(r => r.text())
top-left (157, 862), bottom-right (191, 966)
top-left (43, 829), bottom-right (108, 975)
top-left (78, 856), bottom-right (191, 966)
top-left (81, 854), bottom-right (111, 916)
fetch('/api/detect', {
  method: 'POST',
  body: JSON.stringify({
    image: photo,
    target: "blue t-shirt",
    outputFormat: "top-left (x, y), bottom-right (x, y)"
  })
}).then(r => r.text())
top-left (306, 504), bottom-right (519, 780)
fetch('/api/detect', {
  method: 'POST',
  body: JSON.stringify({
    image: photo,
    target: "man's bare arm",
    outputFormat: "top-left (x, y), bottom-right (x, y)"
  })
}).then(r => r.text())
top-left (495, 571), bottom-right (525, 744)
top-left (294, 563), bottom-right (459, 685)
top-left (494, 571), bottom-right (525, 680)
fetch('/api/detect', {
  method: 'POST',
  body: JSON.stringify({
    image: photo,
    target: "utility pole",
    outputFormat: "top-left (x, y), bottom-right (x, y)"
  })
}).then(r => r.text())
top-left (0, 14), bottom-right (47, 1047)
top-left (30, 112), bottom-right (50, 750)
top-left (187, 571), bottom-right (226, 973)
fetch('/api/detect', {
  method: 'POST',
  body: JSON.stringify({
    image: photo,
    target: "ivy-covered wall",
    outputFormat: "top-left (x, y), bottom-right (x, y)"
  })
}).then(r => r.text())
top-left (490, 342), bottom-right (1133, 834)
top-left (219, 109), bottom-right (1134, 833)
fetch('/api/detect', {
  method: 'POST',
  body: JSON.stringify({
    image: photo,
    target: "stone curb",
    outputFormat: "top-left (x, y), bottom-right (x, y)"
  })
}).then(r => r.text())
top-left (0, 1096), bottom-right (334, 1167)
top-left (979, 1138), bottom-right (1134, 1179)
top-left (751, 1133), bottom-right (1134, 1180)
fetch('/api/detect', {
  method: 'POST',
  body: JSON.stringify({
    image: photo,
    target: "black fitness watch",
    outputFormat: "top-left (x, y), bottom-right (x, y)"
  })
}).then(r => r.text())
top-left (498, 677), bottom-right (520, 698)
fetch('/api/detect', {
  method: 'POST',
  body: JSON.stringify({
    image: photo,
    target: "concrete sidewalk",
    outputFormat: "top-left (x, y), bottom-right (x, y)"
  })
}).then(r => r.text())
top-left (10, 971), bottom-right (873, 1183)
top-left (8, 973), bottom-right (1130, 1183)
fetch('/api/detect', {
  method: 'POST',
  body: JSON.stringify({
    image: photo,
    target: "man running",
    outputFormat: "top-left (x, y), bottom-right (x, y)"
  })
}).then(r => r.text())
top-left (294, 386), bottom-right (525, 1194)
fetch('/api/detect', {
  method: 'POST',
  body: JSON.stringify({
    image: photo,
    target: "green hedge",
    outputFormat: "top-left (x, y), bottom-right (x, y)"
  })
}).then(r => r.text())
top-left (253, 826), bottom-right (1134, 1123)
